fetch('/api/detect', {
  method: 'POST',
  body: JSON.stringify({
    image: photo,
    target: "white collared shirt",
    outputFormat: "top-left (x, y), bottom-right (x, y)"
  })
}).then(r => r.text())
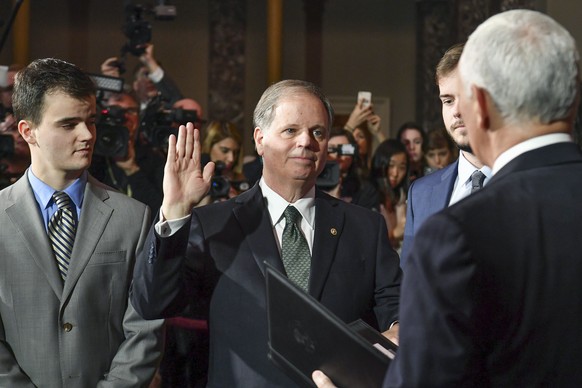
top-left (492, 133), bottom-right (572, 174)
top-left (259, 178), bottom-right (316, 255)
top-left (448, 151), bottom-right (492, 206)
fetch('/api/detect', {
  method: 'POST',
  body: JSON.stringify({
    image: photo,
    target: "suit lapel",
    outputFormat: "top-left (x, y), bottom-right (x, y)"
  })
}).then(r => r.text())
top-left (233, 185), bottom-right (285, 277)
top-left (310, 192), bottom-right (343, 299)
top-left (429, 161), bottom-right (457, 212)
top-left (5, 177), bottom-right (64, 297)
top-left (62, 178), bottom-right (113, 299)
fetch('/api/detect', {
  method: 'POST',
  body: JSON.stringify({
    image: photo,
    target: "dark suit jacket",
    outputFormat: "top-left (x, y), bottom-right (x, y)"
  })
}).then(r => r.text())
top-left (385, 142), bottom-right (582, 387)
top-left (400, 161), bottom-right (457, 266)
top-left (0, 174), bottom-right (164, 387)
top-left (132, 184), bottom-right (402, 387)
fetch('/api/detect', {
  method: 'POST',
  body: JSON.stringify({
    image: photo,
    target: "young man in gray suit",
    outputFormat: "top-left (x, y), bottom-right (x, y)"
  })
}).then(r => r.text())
top-left (131, 80), bottom-right (402, 387)
top-left (0, 58), bottom-right (163, 387)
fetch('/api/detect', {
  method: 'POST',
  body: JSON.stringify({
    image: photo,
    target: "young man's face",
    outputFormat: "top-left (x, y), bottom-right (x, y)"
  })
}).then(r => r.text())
top-left (22, 91), bottom-right (96, 181)
top-left (439, 68), bottom-right (471, 152)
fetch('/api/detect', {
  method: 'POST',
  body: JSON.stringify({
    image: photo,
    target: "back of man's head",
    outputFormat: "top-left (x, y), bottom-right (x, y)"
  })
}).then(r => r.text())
top-left (13, 58), bottom-right (96, 126)
top-left (459, 9), bottom-right (579, 126)
top-left (253, 79), bottom-right (334, 132)
top-left (435, 43), bottom-right (464, 85)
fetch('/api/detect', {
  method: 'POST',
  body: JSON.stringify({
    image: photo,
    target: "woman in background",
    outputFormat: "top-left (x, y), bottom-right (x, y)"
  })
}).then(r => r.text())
top-left (200, 120), bottom-right (248, 204)
top-left (423, 128), bottom-right (456, 175)
top-left (396, 122), bottom-right (425, 182)
top-left (371, 139), bottom-right (409, 251)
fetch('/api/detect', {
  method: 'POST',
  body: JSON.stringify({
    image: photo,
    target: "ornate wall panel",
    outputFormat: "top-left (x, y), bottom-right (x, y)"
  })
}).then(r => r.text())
top-left (416, 0), bottom-right (544, 132)
top-left (208, 0), bottom-right (247, 129)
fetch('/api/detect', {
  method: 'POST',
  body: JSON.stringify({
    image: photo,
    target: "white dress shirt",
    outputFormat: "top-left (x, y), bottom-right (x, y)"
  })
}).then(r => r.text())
top-left (448, 151), bottom-right (492, 206)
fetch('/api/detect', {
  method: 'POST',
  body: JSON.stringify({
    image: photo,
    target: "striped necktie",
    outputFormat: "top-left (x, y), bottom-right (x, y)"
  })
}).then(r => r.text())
top-left (281, 206), bottom-right (311, 291)
top-left (48, 191), bottom-right (77, 280)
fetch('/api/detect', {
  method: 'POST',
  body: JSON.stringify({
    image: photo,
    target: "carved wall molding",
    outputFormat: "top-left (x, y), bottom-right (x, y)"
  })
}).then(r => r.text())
top-left (208, 0), bottom-right (247, 129)
top-left (416, 0), bottom-right (543, 132)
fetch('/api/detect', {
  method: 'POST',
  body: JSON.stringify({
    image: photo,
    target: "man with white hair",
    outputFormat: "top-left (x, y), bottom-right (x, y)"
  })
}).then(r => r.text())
top-left (313, 9), bottom-right (582, 387)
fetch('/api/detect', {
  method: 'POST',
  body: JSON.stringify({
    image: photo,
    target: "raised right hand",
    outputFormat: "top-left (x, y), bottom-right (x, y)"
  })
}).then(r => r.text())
top-left (161, 122), bottom-right (215, 220)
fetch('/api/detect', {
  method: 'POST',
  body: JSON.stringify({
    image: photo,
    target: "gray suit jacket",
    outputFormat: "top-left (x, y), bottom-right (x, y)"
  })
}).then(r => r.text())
top-left (0, 174), bottom-right (164, 387)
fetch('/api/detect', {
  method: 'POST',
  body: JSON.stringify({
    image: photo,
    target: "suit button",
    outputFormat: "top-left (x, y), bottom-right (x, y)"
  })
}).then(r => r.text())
top-left (63, 323), bottom-right (73, 332)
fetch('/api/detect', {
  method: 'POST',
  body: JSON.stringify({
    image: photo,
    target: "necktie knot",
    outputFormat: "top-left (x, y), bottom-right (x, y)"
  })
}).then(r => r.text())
top-left (470, 170), bottom-right (486, 193)
top-left (53, 191), bottom-right (72, 210)
top-left (284, 206), bottom-right (301, 225)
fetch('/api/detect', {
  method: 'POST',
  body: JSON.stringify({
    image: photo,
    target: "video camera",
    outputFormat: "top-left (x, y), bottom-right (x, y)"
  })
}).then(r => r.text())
top-left (139, 96), bottom-right (199, 148)
top-left (0, 134), bottom-right (14, 159)
top-left (94, 105), bottom-right (130, 159)
top-left (316, 161), bottom-right (341, 191)
top-left (202, 158), bottom-right (250, 200)
top-left (115, 2), bottom-right (177, 74)
top-left (327, 143), bottom-right (357, 157)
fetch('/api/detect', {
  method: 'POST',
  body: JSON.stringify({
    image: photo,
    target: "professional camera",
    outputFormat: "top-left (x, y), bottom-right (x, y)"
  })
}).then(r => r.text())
top-left (94, 105), bottom-right (130, 159)
top-left (122, 4), bottom-right (152, 57)
top-left (327, 143), bottom-right (357, 157)
top-left (205, 159), bottom-right (250, 200)
top-left (0, 134), bottom-right (14, 159)
top-left (139, 97), bottom-right (200, 148)
top-left (316, 160), bottom-right (340, 191)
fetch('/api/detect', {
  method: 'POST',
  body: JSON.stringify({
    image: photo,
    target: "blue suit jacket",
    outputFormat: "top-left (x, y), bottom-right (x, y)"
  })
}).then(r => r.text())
top-left (400, 160), bottom-right (458, 267)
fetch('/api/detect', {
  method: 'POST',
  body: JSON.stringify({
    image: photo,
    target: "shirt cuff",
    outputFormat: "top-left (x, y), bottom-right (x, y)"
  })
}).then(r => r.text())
top-left (148, 67), bottom-right (164, 83)
top-left (154, 208), bottom-right (191, 237)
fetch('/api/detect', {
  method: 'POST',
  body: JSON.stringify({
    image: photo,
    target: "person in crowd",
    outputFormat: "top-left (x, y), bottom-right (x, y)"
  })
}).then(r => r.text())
top-left (197, 120), bottom-right (248, 205)
top-left (314, 9), bottom-right (582, 387)
top-left (396, 121), bottom-right (425, 182)
top-left (90, 91), bottom-right (164, 214)
top-left (371, 139), bottom-right (408, 251)
top-left (131, 79), bottom-right (402, 387)
top-left (101, 43), bottom-right (184, 111)
top-left (325, 127), bottom-right (379, 211)
top-left (0, 64), bottom-right (30, 187)
top-left (423, 127), bottom-right (455, 174)
top-left (344, 96), bottom-right (385, 172)
top-left (400, 42), bottom-right (491, 265)
top-left (0, 58), bottom-right (163, 387)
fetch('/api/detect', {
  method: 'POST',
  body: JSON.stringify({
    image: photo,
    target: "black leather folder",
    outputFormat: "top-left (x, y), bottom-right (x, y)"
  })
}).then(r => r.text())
top-left (265, 265), bottom-right (397, 388)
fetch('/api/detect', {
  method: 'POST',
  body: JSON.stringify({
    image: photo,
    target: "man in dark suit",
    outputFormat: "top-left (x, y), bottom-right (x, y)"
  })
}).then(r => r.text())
top-left (0, 59), bottom-right (163, 386)
top-left (400, 43), bottom-right (491, 266)
top-left (131, 80), bottom-right (402, 387)
top-left (313, 8), bottom-right (582, 388)
top-left (385, 9), bottom-right (582, 386)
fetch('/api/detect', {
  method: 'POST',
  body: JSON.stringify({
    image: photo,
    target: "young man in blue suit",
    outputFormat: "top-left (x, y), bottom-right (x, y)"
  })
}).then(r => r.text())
top-left (131, 80), bottom-right (402, 387)
top-left (400, 43), bottom-right (491, 266)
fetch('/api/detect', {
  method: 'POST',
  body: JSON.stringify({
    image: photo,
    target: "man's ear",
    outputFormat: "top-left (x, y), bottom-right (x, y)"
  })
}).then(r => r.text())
top-left (18, 120), bottom-right (36, 145)
top-left (473, 85), bottom-right (491, 131)
top-left (253, 127), bottom-right (264, 156)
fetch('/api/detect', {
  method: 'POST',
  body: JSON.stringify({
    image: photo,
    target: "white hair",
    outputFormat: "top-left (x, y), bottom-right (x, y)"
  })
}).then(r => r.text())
top-left (459, 9), bottom-right (579, 126)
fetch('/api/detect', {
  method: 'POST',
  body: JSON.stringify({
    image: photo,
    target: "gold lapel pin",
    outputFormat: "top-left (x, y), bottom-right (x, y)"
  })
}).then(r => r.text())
top-left (330, 228), bottom-right (337, 236)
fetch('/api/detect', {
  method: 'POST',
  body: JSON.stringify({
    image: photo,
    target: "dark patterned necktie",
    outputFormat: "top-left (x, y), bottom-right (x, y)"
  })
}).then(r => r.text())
top-left (48, 191), bottom-right (77, 280)
top-left (281, 206), bottom-right (311, 291)
top-left (470, 170), bottom-right (486, 193)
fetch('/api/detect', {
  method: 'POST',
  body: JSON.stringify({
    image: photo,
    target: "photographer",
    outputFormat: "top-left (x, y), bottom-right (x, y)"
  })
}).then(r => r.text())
top-left (0, 64), bottom-right (29, 188)
top-left (89, 91), bottom-right (164, 213)
top-left (323, 127), bottom-right (379, 211)
top-left (101, 43), bottom-right (183, 113)
top-left (198, 120), bottom-right (249, 206)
